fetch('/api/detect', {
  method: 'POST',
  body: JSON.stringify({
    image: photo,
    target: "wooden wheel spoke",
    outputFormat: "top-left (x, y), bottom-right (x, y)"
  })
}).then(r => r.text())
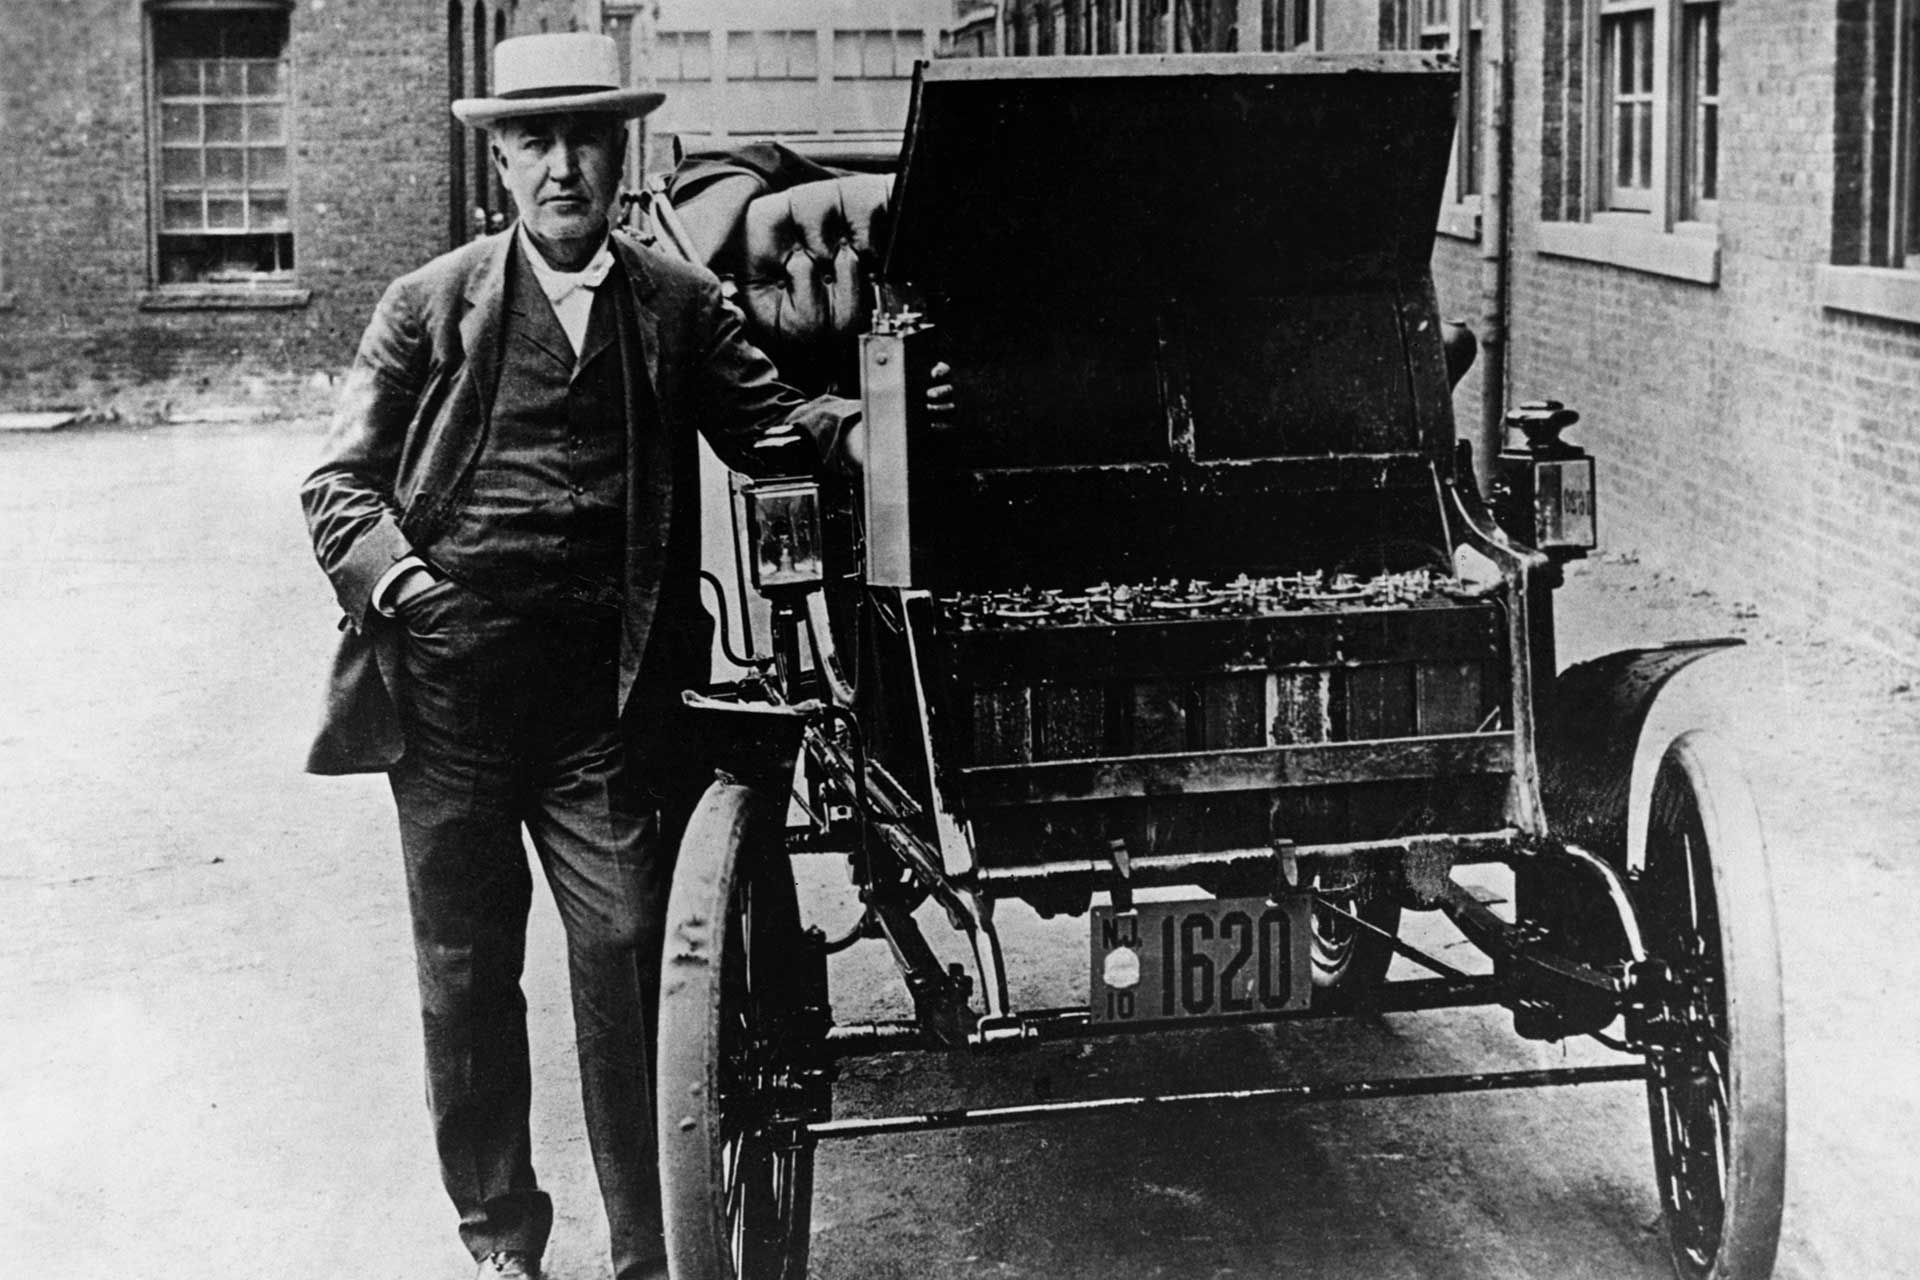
top-left (659, 783), bottom-right (818, 1280)
top-left (1636, 734), bottom-right (1785, 1280)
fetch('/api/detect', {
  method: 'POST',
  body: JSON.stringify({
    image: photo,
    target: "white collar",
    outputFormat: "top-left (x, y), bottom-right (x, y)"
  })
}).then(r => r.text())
top-left (517, 225), bottom-right (615, 303)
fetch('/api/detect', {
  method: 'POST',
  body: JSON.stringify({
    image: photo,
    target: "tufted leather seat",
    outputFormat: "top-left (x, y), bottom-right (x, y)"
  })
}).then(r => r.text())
top-left (661, 146), bottom-right (892, 397)
top-left (734, 173), bottom-right (893, 396)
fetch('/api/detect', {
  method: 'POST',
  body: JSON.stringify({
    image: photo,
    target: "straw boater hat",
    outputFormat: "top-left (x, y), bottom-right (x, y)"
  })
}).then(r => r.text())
top-left (451, 32), bottom-right (664, 127)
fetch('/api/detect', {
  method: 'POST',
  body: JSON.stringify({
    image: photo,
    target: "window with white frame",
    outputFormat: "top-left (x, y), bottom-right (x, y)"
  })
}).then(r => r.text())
top-left (1138, 0), bottom-right (1168, 52)
top-left (1263, 0), bottom-right (1314, 50)
top-left (1679, 1), bottom-right (1720, 220)
top-left (725, 30), bottom-right (818, 81)
top-left (150, 4), bottom-right (294, 286)
top-left (1537, 0), bottom-right (1723, 282)
top-left (1818, 0), bottom-right (1920, 321)
top-left (1587, 0), bottom-right (1720, 222)
top-left (1395, 0), bottom-right (1482, 228)
top-left (1460, 0), bottom-right (1485, 197)
top-left (1598, 1), bottom-right (1656, 213)
top-left (653, 31), bottom-right (714, 81)
top-left (833, 29), bottom-right (921, 78)
top-left (1902, 0), bottom-right (1920, 266)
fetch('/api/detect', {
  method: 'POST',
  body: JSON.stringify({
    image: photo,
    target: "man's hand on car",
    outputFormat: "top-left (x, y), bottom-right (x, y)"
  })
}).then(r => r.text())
top-left (840, 361), bottom-right (955, 478)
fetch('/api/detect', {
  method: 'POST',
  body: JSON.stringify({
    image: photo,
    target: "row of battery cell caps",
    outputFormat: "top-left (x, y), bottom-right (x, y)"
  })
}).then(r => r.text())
top-left (939, 569), bottom-right (1492, 629)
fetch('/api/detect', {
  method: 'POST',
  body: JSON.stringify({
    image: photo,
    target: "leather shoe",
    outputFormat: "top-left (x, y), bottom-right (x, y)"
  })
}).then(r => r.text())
top-left (476, 1252), bottom-right (541, 1280)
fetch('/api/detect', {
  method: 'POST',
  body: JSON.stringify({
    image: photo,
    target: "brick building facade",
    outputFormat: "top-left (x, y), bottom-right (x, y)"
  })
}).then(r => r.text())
top-left (0, 0), bottom-right (589, 397)
top-left (987, 0), bottom-right (1920, 661)
top-left (0, 0), bottom-right (949, 399)
top-left (8, 0), bottom-right (1920, 656)
top-left (1471, 0), bottom-right (1920, 662)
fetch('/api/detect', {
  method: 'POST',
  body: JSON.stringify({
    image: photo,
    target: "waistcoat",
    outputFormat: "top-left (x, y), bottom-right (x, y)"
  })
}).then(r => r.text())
top-left (429, 242), bottom-right (638, 616)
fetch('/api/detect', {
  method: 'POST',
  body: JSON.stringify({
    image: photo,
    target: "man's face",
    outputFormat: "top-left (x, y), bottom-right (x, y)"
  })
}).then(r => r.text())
top-left (490, 113), bottom-right (624, 259)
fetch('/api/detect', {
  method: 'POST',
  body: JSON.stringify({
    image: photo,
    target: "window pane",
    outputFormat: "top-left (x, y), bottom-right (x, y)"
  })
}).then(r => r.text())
top-left (1635, 104), bottom-right (1652, 188)
top-left (1701, 105), bottom-right (1717, 200)
top-left (207, 196), bottom-right (246, 229)
top-left (787, 31), bottom-right (817, 78)
top-left (205, 104), bottom-right (244, 143)
top-left (246, 61), bottom-right (282, 97)
top-left (249, 146), bottom-right (287, 183)
top-left (725, 32), bottom-right (756, 79)
top-left (161, 103), bottom-right (201, 142)
top-left (247, 104), bottom-right (284, 142)
top-left (680, 32), bottom-right (711, 80)
top-left (833, 30), bottom-right (863, 78)
top-left (250, 192), bottom-right (289, 231)
top-left (1702, 11), bottom-right (1718, 95)
top-left (161, 148), bottom-right (202, 184)
top-left (206, 146), bottom-right (246, 185)
top-left (1460, 29), bottom-right (1482, 194)
top-left (645, 30), bottom-right (670, 78)
top-left (867, 31), bottom-right (892, 76)
top-left (159, 59), bottom-right (200, 96)
top-left (209, 60), bottom-right (246, 97)
top-left (162, 195), bottom-right (203, 231)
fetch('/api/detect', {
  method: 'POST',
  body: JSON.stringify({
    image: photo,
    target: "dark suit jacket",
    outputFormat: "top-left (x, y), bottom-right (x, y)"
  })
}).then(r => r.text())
top-left (300, 227), bottom-right (857, 774)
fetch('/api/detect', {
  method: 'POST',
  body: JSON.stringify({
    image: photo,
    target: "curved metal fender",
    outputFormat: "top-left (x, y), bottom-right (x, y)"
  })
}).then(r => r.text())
top-left (1539, 639), bottom-right (1742, 866)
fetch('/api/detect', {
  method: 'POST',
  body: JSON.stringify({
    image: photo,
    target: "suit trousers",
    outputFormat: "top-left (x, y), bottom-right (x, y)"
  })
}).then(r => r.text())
top-left (386, 578), bottom-right (675, 1279)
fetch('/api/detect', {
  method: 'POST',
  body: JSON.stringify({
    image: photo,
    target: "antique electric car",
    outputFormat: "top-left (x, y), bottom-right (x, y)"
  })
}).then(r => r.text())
top-left (646, 53), bottom-right (1786, 1280)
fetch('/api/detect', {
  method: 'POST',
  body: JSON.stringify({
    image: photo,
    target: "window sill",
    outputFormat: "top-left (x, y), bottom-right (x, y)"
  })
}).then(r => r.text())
top-left (1815, 265), bottom-right (1920, 326)
top-left (1535, 218), bottom-right (1720, 285)
top-left (1436, 202), bottom-right (1483, 242)
top-left (138, 285), bottom-right (311, 312)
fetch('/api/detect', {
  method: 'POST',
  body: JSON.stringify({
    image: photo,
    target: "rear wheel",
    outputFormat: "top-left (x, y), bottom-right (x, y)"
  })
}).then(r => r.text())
top-left (1308, 880), bottom-right (1400, 995)
top-left (1636, 732), bottom-right (1785, 1280)
top-left (658, 779), bottom-right (825, 1280)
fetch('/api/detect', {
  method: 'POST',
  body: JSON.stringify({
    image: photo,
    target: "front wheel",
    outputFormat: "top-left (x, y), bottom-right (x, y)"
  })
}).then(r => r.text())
top-left (657, 779), bottom-right (826, 1280)
top-left (1635, 732), bottom-right (1786, 1280)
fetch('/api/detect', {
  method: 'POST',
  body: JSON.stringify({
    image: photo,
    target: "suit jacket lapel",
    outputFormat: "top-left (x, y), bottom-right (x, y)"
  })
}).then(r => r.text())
top-left (616, 239), bottom-right (663, 403)
top-left (459, 232), bottom-right (515, 430)
top-left (612, 242), bottom-right (674, 712)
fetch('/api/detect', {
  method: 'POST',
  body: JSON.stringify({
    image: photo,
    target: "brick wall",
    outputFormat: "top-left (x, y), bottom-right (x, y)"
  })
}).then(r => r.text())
top-left (1401, 1), bottom-right (1920, 662)
top-left (1495, 0), bottom-right (1920, 660)
top-left (0, 0), bottom-right (583, 400)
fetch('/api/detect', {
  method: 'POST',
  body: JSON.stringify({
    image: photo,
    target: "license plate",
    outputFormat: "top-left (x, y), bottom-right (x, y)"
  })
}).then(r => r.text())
top-left (1090, 894), bottom-right (1312, 1024)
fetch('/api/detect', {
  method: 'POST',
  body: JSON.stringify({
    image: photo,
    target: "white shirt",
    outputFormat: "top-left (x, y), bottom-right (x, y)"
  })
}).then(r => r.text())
top-left (518, 225), bottom-right (615, 360)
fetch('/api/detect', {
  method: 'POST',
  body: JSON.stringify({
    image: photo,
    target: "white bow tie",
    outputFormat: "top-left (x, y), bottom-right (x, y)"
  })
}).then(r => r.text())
top-left (524, 234), bottom-right (615, 305)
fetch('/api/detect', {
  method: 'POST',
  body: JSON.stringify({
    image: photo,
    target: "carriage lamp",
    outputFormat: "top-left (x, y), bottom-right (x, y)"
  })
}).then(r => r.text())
top-left (1494, 400), bottom-right (1597, 558)
top-left (741, 478), bottom-right (825, 592)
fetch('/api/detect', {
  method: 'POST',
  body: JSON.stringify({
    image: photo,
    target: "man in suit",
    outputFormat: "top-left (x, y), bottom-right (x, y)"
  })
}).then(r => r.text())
top-left (299, 32), bottom-right (933, 1280)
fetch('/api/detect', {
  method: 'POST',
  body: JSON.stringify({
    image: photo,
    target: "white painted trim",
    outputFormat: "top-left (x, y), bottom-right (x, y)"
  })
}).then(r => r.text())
top-left (137, 287), bottom-right (311, 311)
top-left (1815, 264), bottom-right (1920, 326)
top-left (1437, 201), bottom-right (1483, 241)
top-left (1534, 218), bottom-right (1719, 283)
